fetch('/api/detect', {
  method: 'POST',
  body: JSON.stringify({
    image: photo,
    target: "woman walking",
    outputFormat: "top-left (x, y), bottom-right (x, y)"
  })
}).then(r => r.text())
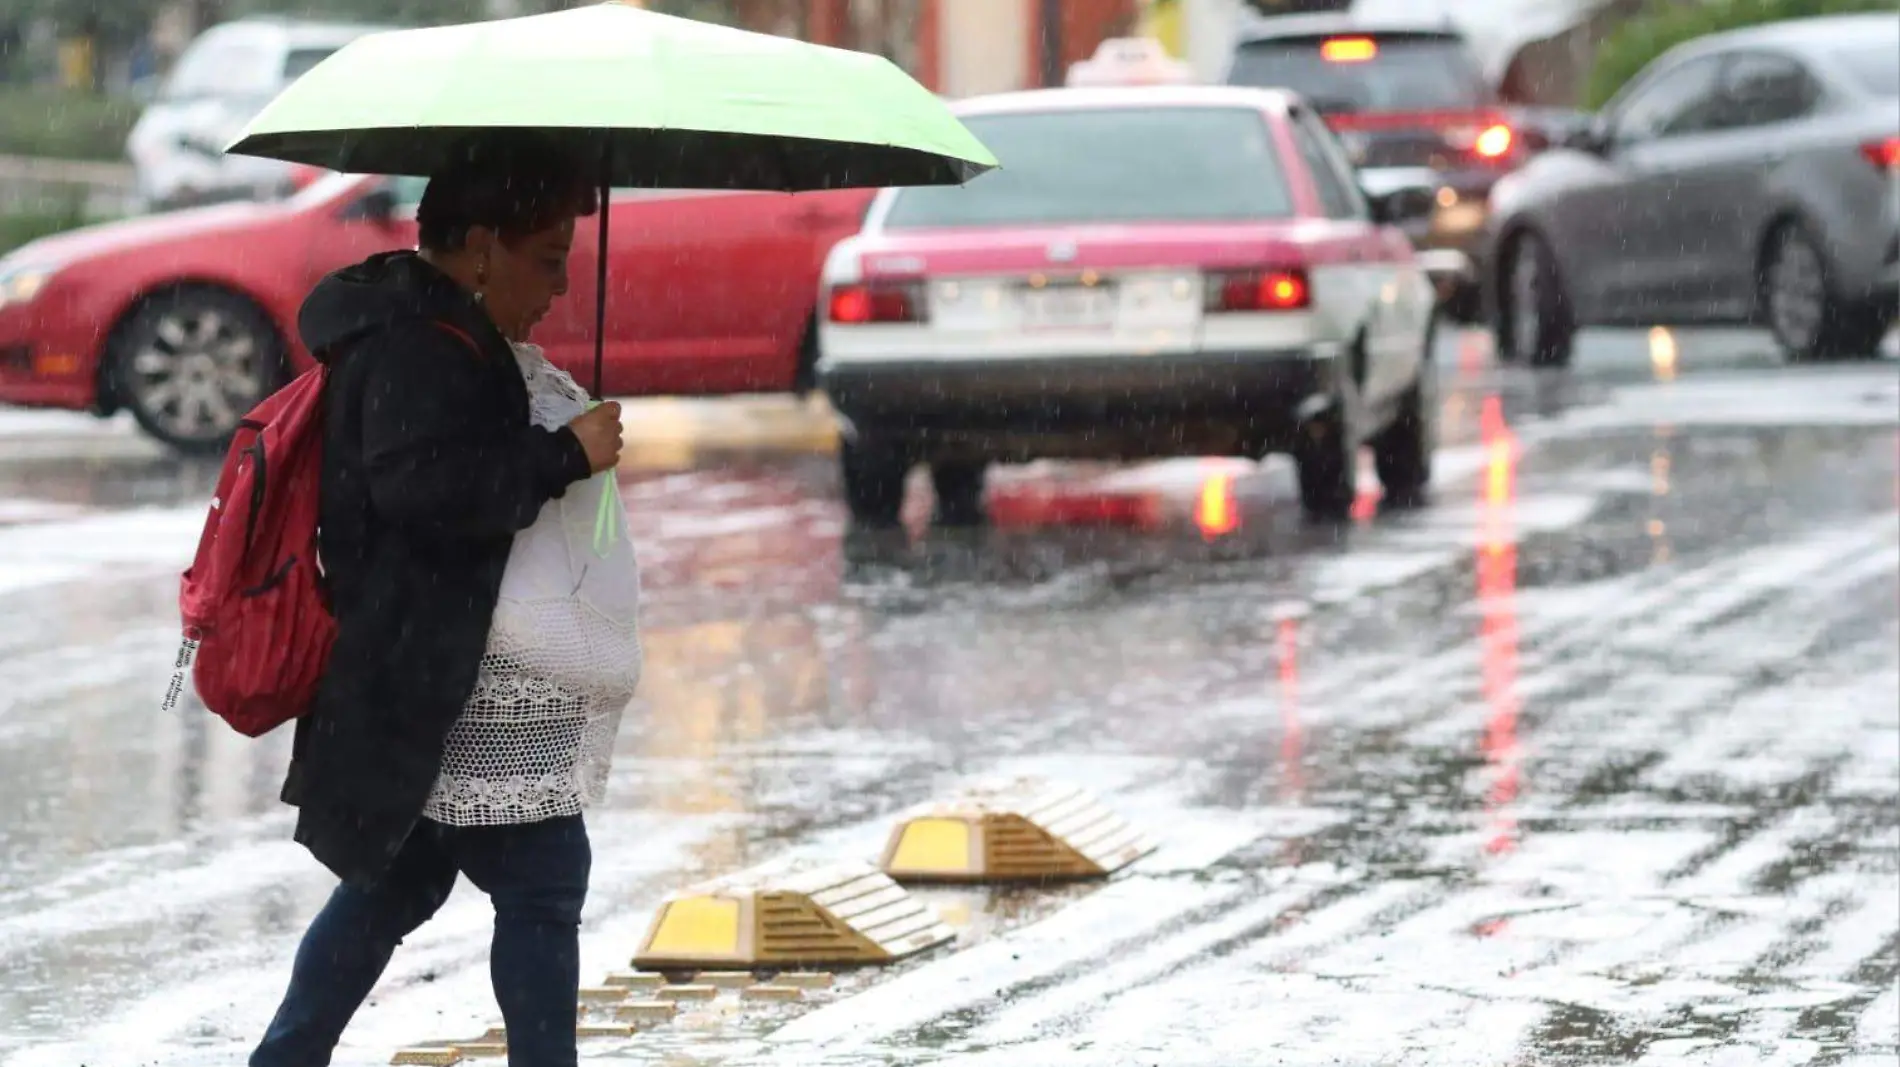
top-left (251, 130), bottom-right (641, 1067)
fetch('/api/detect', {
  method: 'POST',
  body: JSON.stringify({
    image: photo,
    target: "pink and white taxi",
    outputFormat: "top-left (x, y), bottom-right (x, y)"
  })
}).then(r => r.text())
top-left (816, 86), bottom-right (1448, 526)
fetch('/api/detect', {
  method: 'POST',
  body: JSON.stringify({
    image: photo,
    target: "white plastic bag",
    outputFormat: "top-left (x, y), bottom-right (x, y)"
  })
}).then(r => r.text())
top-left (487, 344), bottom-right (641, 693)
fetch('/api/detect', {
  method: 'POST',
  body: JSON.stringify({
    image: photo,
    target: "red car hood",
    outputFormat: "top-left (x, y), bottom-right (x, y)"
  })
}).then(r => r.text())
top-left (6, 200), bottom-right (292, 266)
top-left (851, 222), bottom-right (1316, 278)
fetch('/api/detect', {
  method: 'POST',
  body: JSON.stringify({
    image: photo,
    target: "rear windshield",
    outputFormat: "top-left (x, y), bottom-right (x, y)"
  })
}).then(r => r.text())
top-left (881, 106), bottom-right (1293, 230)
top-left (1227, 34), bottom-right (1489, 113)
top-left (1835, 41), bottom-right (1899, 96)
top-left (283, 47), bottom-right (339, 82)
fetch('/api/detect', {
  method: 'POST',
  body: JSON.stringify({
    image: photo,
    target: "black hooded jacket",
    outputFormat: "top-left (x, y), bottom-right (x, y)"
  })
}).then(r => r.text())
top-left (285, 251), bottom-right (591, 885)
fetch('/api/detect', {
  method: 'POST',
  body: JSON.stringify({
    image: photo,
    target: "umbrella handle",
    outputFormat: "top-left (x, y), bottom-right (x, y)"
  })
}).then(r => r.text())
top-left (585, 398), bottom-right (623, 558)
top-left (593, 471), bottom-right (623, 559)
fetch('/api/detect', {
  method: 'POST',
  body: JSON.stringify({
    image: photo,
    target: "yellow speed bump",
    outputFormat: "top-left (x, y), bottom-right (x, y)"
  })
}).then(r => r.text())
top-left (603, 971), bottom-right (665, 991)
top-left (615, 1001), bottom-right (680, 1024)
top-left (880, 779), bottom-right (1155, 883)
top-left (694, 970), bottom-right (757, 989)
top-left (391, 1052), bottom-right (462, 1067)
top-left (633, 862), bottom-right (954, 970)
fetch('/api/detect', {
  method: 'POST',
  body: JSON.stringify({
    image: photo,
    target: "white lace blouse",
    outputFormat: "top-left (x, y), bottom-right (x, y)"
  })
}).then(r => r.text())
top-left (421, 344), bottom-right (643, 827)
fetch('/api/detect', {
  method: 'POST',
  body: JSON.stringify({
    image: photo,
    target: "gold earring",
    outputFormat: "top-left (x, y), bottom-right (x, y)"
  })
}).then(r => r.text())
top-left (474, 257), bottom-right (489, 303)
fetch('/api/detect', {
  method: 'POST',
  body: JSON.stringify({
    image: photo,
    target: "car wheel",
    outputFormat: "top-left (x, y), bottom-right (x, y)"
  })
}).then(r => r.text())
top-left (111, 287), bottom-right (284, 454)
top-left (792, 314), bottom-right (820, 396)
top-left (1762, 221), bottom-right (1891, 362)
top-left (1371, 323), bottom-right (1438, 509)
top-left (930, 461), bottom-right (988, 527)
top-left (840, 435), bottom-right (912, 528)
top-left (1496, 231), bottom-right (1575, 368)
top-left (1294, 400), bottom-right (1358, 523)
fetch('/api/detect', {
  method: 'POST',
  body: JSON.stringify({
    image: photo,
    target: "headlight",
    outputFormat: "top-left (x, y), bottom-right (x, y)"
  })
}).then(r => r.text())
top-left (0, 265), bottom-right (55, 309)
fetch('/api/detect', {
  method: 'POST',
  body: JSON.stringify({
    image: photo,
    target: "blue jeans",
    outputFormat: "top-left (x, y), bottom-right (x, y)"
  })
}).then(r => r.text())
top-left (252, 814), bottom-right (591, 1067)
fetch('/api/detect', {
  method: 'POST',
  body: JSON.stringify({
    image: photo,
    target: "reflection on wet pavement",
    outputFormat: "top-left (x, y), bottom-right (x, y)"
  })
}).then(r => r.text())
top-left (0, 328), bottom-right (1894, 1066)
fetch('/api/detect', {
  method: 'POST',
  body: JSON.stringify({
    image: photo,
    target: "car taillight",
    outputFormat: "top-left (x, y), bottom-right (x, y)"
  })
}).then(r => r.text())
top-left (1473, 123), bottom-right (1514, 160)
top-left (1320, 36), bottom-right (1377, 63)
top-left (1860, 137), bottom-right (1900, 171)
top-left (1207, 269), bottom-right (1310, 313)
top-left (827, 282), bottom-right (922, 324)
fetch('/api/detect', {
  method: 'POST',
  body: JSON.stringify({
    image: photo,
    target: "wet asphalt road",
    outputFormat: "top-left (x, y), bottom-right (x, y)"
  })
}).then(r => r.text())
top-left (0, 327), bottom-right (1895, 1067)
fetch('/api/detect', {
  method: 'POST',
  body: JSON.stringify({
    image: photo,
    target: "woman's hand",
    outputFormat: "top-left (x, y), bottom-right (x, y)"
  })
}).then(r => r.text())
top-left (566, 402), bottom-right (624, 474)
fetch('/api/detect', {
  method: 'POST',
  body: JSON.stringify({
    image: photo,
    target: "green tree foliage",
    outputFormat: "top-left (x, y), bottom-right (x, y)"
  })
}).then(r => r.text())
top-left (1586, 0), bottom-right (1900, 108)
top-left (0, 0), bottom-right (172, 42)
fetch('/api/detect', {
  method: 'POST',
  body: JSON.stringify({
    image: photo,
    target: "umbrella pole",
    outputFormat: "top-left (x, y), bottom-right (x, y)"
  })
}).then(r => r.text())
top-left (592, 135), bottom-right (612, 400)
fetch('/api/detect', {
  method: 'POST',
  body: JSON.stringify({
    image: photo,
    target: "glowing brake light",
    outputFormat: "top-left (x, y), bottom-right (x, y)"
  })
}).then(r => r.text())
top-left (1320, 36), bottom-right (1378, 63)
top-left (1473, 123), bottom-right (1515, 159)
top-left (827, 282), bottom-right (922, 324)
top-left (1207, 269), bottom-right (1310, 313)
top-left (1861, 137), bottom-right (1900, 171)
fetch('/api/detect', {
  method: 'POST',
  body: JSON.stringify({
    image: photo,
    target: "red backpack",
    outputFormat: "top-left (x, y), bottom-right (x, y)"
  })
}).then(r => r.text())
top-left (164, 320), bottom-right (481, 736)
top-left (167, 367), bottom-right (335, 736)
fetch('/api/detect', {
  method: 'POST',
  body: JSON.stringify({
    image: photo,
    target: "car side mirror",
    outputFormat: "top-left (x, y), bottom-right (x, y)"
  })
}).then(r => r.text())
top-left (1366, 182), bottom-right (1436, 227)
top-left (175, 131), bottom-right (224, 159)
top-left (347, 186), bottom-right (399, 225)
top-left (1569, 116), bottom-right (1613, 154)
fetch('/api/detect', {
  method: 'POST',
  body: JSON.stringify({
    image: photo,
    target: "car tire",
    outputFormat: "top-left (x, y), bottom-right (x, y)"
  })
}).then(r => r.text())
top-left (840, 435), bottom-right (912, 528)
top-left (1761, 221), bottom-right (1892, 363)
top-left (1371, 323), bottom-right (1438, 509)
top-left (110, 286), bottom-right (285, 454)
top-left (1294, 401), bottom-right (1358, 523)
top-left (792, 314), bottom-right (821, 396)
top-left (1496, 230), bottom-right (1575, 368)
top-left (930, 461), bottom-right (988, 527)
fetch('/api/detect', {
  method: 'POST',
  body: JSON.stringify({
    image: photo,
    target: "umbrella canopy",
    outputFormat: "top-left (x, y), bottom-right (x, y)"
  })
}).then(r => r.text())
top-left (224, 1), bottom-right (996, 191)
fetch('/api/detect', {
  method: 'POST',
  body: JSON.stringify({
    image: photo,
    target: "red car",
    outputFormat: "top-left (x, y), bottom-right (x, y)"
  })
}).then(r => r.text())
top-left (0, 171), bottom-right (872, 450)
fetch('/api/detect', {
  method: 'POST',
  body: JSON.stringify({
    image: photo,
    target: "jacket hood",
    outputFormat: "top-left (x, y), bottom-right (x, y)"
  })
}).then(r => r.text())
top-left (298, 251), bottom-right (492, 364)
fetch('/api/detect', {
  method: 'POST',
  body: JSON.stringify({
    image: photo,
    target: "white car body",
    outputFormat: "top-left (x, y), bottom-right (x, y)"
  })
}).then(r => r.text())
top-left (126, 18), bottom-right (385, 211)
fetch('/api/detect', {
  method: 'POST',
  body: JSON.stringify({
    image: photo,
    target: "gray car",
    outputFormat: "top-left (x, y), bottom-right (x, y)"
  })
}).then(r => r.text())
top-left (1486, 14), bottom-right (1899, 365)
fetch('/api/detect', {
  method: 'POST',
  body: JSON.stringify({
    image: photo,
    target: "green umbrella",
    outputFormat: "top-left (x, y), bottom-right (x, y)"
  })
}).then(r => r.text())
top-left (225, 0), bottom-right (996, 393)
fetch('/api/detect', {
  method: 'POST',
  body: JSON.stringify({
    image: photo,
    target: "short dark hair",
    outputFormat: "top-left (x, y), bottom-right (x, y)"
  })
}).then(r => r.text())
top-left (416, 130), bottom-right (598, 252)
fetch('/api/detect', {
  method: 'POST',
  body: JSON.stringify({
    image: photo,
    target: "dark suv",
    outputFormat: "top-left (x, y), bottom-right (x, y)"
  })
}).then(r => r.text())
top-left (1226, 14), bottom-right (1551, 321)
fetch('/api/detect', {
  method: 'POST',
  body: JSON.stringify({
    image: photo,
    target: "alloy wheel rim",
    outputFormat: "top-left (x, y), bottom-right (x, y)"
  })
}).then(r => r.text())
top-left (127, 308), bottom-right (264, 440)
top-left (1510, 243), bottom-right (1542, 358)
top-left (1768, 234), bottom-right (1825, 352)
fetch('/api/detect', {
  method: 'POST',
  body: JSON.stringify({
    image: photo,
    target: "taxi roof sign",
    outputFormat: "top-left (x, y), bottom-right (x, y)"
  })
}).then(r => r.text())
top-left (879, 778), bottom-right (1155, 883)
top-left (1065, 37), bottom-right (1194, 88)
top-left (632, 861), bottom-right (954, 969)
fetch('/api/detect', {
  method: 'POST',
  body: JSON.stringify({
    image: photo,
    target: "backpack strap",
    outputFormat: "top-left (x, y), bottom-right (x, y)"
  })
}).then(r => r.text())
top-left (430, 320), bottom-right (482, 355)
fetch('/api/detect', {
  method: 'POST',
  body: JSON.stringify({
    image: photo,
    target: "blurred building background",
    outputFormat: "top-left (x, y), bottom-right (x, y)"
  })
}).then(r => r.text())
top-left (0, 0), bottom-right (1639, 103)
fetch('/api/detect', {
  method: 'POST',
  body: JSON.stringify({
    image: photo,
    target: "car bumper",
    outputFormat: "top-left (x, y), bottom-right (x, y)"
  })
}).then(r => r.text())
top-left (820, 349), bottom-right (1336, 462)
top-left (1861, 234), bottom-right (1900, 303)
top-left (0, 309), bottom-right (103, 412)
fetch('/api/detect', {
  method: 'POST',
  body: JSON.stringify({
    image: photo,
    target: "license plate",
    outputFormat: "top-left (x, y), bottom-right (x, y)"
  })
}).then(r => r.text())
top-left (1020, 284), bottom-right (1116, 330)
